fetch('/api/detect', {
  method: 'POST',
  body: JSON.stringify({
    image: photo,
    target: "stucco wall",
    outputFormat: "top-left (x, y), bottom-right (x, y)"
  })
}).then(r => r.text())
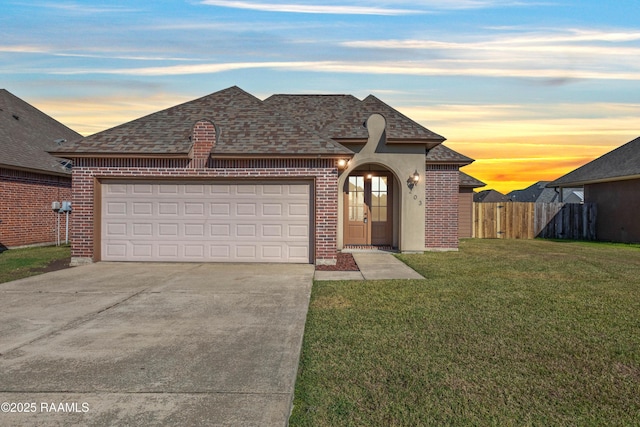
top-left (0, 168), bottom-right (71, 248)
top-left (337, 114), bottom-right (460, 252)
top-left (585, 178), bottom-right (640, 243)
top-left (337, 114), bottom-right (429, 252)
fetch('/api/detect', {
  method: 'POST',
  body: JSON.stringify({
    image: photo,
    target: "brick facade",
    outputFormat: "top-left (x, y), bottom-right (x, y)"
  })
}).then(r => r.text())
top-left (0, 168), bottom-right (72, 248)
top-left (425, 165), bottom-right (460, 250)
top-left (190, 120), bottom-right (216, 168)
top-left (70, 158), bottom-right (339, 265)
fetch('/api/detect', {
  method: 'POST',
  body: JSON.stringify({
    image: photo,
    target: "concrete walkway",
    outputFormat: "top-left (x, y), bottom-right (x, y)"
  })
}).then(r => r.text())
top-left (314, 252), bottom-right (425, 281)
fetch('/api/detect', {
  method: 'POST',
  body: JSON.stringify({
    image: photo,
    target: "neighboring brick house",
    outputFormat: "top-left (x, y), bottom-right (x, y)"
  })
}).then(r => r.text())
top-left (0, 89), bottom-right (80, 249)
top-left (548, 136), bottom-right (640, 243)
top-left (51, 86), bottom-right (477, 266)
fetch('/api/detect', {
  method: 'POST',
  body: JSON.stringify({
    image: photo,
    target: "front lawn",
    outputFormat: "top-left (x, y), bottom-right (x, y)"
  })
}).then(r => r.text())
top-left (0, 245), bottom-right (71, 284)
top-left (291, 239), bottom-right (640, 426)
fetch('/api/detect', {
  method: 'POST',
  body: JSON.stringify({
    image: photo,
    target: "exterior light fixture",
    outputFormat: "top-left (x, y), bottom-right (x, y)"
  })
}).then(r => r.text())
top-left (337, 159), bottom-right (347, 168)
top-left (407, 170), bottom-right (420, 190)
top-left (366, 173), bottom-right (373, 180)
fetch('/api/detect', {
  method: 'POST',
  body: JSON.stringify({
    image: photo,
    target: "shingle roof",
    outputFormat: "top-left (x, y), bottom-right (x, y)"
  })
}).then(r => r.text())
top-left (548, 136), bottom-right (640, 187)
top-left (426, 144), bottom-right (474, 165)
top-left (52, 86), bottom-right (352, 157)
top-left (474, 189), bottom-right (509, 203)
top-left (459, 171), bottom-right (486, 188)
top-left (262, 94), bottom-right (362, 134)
top-left (264, 93), bottom-right (445, 143)
top-left (0, 89), bottom-right (80, 175)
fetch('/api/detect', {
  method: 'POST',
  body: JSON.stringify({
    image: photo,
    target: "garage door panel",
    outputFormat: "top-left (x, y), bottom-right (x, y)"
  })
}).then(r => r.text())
top-left (132, 244), bottom-right (152, 257)
top-left (102, 182), bottom-right (311, 263)
top-left (132, 223), bottom-right (152, 236)
top-left (159, 203), bottom-right (178, 215)
top-left (132, 184), bottom-right (152, 194)
top-left (106, 202), bottom-right (127, 215)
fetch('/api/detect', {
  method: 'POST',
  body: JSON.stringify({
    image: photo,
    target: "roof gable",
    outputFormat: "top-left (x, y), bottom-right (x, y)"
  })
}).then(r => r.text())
top-left (265, 93), bottom-right (445, 144)
top-left (549, 137), bottom-right (640, 186)
top-left (0, 89), bottom-right (80, 175)
top-left (459, 171), bottom-right (486, 188)
top-left (426, 144), bottom-right (474, 165)
top-left (52, 86), bottom-right (352, 157)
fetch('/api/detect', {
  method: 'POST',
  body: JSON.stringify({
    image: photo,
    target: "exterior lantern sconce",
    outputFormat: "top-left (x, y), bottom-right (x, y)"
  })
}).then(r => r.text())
top-left (337, 159), bottom-right (348, 169)
top-left (407, 170), bottom-right (420, 190)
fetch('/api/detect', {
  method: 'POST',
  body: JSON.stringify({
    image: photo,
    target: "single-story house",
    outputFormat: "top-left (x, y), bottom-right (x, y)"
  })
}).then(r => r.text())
top-left (459, 172), bottom-right (486, 238)
top-left (474, 189), bottom-right (509, 203)
top-left (508, 181), bottom-right (583, 203)
top-left (548, 136), bottom-right (640, 243)
top-left (0, 89), bottom-right (80, 249)
top-left (51, 86), bottom-right (477, 265)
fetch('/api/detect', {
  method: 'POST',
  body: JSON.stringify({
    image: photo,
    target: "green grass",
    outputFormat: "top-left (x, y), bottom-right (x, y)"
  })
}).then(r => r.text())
top-left (291, 239), bottom-right (640, 426)
top-left (0, 245), bottom-right (71, 284)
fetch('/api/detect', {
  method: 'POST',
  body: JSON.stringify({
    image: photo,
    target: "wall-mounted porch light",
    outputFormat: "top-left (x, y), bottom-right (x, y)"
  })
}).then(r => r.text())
top-left (406, 170), bottom-right (420, 190)
top-left (337, 159), bottom-right (348, 169)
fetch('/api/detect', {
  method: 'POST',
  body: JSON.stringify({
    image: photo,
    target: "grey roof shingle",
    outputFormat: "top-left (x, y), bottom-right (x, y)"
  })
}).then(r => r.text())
top-left (548, 136), bottom-right (640, 187)
top-left (0, 89), bottom-right (80, 175)
top-left (426, 144), bottom-right (474, 165)
top-left (323, 95), bottom-right (445, 143)
top-left (474, 189), bottom-right (509, 203)
top-left (52, 86), bottom-right (352, 157)
top-left (51, 86), bottom-right (456, 158)
top-left (264, 93), bottom-right (445, 143)
top-left (459, 171), bottom-right (486, 188)
top-left (262, 94), bottom-right (362, 134)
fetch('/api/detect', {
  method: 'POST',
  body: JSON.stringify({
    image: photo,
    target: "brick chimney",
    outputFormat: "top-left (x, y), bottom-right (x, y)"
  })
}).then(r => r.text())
top-left (189, 119), bottom-right (216, 168)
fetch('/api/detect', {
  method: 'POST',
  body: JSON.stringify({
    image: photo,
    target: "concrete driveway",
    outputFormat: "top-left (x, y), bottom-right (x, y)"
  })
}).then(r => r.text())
top-left (0, 262), bottom-right (314, 426)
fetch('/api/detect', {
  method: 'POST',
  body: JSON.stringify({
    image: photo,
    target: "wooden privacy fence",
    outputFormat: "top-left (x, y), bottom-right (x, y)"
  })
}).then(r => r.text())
top-left (473, 202), bottom-right (597, 240)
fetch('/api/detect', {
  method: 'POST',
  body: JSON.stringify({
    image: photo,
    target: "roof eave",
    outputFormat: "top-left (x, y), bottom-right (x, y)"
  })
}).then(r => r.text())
top-left (387, 137), bottom-right (446, 147)
top-left (460, 182), bottom-right (486, 188)
top-left (0, 162), bottom-right (71, 177)
top-left (47, 152), bottom-right (191, 159)
top-left (426, 159), bottom-right (474, 167)
top-left (548, 173), bottom-right (640, 188)
top-left (211, 153), bottom-right (354, 159)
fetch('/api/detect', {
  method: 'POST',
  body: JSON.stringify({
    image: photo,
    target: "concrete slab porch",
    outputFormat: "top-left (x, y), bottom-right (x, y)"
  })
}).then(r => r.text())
top-left (314, 252), bottom-right (425, 281)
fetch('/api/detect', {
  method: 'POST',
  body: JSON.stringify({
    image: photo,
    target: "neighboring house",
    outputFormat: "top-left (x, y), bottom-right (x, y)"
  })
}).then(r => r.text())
top-left (51, 86), bottom-right (476, 266)
top-left (0, 89), bottom-right (80, 249)
top-left (474, 189), bottom-right (509, 203)
top-left (459, 171), bottom-right (486, 238)
top-left (508, 181), bottom-right (583, 203)
top-left (548, 136), bottom-right (640, 244)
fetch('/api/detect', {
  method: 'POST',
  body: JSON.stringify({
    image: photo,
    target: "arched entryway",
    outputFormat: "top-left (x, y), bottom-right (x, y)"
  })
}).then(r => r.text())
top-left (340, 164), bottom-right (399, 249)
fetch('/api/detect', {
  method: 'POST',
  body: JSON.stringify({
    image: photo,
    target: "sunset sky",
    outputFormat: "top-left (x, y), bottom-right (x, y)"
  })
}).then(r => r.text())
top-left (2, 0), bottom-right (639, 194)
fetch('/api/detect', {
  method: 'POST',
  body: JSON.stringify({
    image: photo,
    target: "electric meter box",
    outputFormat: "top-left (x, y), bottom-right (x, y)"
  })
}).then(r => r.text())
top-left (60, 201), bottom-right (72, 212)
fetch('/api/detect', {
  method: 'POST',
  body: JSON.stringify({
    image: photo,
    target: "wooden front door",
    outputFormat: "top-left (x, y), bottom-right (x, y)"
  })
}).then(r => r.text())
top-left (344, 174), bottom-right (393, 246)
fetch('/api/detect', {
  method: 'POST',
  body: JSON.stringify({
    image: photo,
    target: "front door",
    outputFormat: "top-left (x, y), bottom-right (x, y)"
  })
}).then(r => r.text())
top-left (344, 174), bottom-right (393, 247)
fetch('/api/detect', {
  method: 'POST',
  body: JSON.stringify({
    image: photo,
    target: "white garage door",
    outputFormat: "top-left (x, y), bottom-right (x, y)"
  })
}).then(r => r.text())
top-left (101, 181), bottom-right (311, 263)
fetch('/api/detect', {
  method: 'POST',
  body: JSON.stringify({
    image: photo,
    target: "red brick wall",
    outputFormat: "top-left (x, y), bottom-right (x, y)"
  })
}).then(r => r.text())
top-left (0, 168), bottom-right (72, 247)
top-left (190, 120), bottom-right (216, 168)
top-left (70, 158), bottom-right (339, 265)
top-left (425, 165), bottom-right (460, 250)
